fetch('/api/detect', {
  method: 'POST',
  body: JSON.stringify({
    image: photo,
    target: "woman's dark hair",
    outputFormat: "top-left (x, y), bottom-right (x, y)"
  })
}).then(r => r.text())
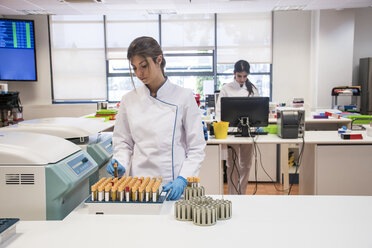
top-left (234, 60), bottom-right (257, 96)
top-left (127, 36), bottom-right (166, 87)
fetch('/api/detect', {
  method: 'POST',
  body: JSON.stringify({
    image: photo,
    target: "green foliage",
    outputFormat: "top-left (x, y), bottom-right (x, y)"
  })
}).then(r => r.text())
top-left (196, 76), bottom-right (221, 101)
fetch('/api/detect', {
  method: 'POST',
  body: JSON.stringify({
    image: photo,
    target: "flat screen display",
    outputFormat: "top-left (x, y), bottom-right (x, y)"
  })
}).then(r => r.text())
top-left (221, 97), bottom-right (269, 127)
top-left (0, 19), bottom-right (37, 81)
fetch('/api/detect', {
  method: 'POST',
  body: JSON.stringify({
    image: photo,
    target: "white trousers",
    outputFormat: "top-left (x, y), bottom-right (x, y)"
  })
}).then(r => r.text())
top-left (226, 144), bottom-right (254, 195)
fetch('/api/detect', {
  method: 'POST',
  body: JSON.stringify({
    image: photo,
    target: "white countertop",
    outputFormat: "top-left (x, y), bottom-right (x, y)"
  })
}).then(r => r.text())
top-left (3, 195), bottom-right (372, 248)
top-left (207, 130), bottom-right (372, 145)
top-left (207, 133), bottom-right (302, 145)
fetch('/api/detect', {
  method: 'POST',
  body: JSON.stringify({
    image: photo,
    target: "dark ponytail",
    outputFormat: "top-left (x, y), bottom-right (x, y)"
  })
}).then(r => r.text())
top-left (234, 60), bottom-right (257, 96)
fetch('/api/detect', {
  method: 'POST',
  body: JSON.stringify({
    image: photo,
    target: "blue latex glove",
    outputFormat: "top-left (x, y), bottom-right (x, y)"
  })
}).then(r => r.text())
top-left (106, 159), bottom-right (125, 177)
top-left (162, 176), bottom-right (187, 201)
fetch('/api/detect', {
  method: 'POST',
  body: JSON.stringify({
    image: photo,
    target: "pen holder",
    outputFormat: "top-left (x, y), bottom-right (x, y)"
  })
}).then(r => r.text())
top-left (213, 121), bottom-right (229, 139)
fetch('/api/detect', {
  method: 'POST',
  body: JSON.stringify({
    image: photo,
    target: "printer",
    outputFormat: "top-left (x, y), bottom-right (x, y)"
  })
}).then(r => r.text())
top-left (277, 107), bottom-right (305, 139)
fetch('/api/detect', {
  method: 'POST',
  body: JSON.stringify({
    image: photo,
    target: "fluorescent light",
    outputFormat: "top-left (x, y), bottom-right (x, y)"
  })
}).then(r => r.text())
top-left (18, 9), bottom-right (49, 15)
top-left (273, 5), bottom-right (306, 11)
top-left (146, 9), bottom-right (177, 15)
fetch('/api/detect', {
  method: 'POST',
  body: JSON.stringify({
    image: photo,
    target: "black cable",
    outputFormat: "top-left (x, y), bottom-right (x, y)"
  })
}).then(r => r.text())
top-left (247, 124), bottom-right (259, 195)
top-left (256, 144), bottom-right (289, 193)
top-left (228, 145), bottom-right (241, 194)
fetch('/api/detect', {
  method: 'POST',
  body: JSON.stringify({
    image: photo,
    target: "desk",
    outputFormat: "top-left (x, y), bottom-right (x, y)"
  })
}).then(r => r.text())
top-left (304, 116), bottom-right (352, 130)
top-left (204, 135), bottom-right (301, 194)
top-left (2, 195), bottom-right (372, 248)
top-left (207, 115), bottom-right (352, 131)
top-left (206, 131), bottom-right (372, 196)
top-left (301, 131), bottom-right (372, 195)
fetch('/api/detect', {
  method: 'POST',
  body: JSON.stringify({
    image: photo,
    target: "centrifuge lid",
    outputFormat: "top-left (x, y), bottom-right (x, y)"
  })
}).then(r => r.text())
top-left (0, 132), bottom-right (81, 165)
top-left (2, 117), bottom-right (113, 139)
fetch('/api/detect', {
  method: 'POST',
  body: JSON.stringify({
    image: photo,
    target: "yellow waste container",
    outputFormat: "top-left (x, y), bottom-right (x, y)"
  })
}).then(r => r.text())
top-left (213, 121), bottom-right (229, 139)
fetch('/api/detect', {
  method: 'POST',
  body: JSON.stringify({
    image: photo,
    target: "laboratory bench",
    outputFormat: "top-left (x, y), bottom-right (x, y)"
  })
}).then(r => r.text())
top-left (2, 195), bottom-right (372, 248)
top-left (203, 115), bottom-right (352, 130)
top-left (202, 130), bottom-right (372, 196)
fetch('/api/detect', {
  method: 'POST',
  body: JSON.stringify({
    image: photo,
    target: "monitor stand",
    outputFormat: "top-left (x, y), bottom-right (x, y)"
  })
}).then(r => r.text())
top-left (234, 126), bottom-right (255, 137)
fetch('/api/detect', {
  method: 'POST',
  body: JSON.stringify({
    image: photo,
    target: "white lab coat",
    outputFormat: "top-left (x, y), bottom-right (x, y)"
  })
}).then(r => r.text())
top-left (215, 79), bottom-right (259, 194)
top-left (215, 80), bottom-right (260, 122)
top-left (112, 79), bottom-right (206, 184)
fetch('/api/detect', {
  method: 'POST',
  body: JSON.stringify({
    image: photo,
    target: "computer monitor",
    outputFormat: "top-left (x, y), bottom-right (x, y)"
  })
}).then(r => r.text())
top-left (221, 97), bottom-right (269, 136)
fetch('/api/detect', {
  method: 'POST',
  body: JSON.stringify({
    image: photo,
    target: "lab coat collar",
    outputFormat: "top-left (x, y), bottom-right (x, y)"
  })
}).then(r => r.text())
top-left (154, 77), bottom-right (170, 99)
top-left (144, 77), bottom-right (169, 98)
top-left (233, 79), bottom-right (247, 90)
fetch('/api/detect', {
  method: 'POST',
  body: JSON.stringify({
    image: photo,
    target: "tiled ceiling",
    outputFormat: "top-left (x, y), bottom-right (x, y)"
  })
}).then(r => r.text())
top-left (0, 0), bottom-right (371, 15)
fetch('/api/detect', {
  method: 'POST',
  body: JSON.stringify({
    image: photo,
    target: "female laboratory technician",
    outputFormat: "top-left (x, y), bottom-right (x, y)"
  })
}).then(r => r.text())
top-left (106, 36), bottom-right (206, 200)
top-left (216, 60), bottom-right (259, 195)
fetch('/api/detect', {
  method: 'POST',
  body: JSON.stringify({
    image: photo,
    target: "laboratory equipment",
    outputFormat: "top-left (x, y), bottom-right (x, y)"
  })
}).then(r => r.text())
top-left (277, 107), bottom-right (305, 139)
top-left (331, 86), bottom-right (361, 112)
top-left (184, 177), bottom-right (205, 200)
top-left (0, 92), bottom-right (23, 127)
top-left (86, 132), bottom-right (113, 181)
top-left (175, 196), bottom-right (232, 226)
top-left (1, 117), bottom-right (114, 186)
top-left (0, 218), bottom-right (19, 244)
top-left (221, 97), bottom-right (269, 137)
top-left (0, 132), bottom-right (98, 220)
top-left (359, 58), bottom-right (372, 115)
top-left (340, 133), bottom-right (363, 140)
top-left (269, 102), bottom-right (279, 119)
top-left (292, 97), bottom-right (304, 108)
top-left (205, 94), bottom-right (215, 108)
top-left (85, 176), bottom-right (166, 215)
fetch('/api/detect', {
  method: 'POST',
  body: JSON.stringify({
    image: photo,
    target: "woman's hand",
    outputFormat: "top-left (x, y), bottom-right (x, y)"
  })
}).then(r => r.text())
top-left (162, 176), bottom-right (187, 200)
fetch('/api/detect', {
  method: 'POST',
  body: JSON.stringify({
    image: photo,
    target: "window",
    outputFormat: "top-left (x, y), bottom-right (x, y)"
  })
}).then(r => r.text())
top-left (216, 13), bottom-right (272, 98)
top-left (50, 13), bottom-right (272, 102)
top-left (217, 13), bottom-right (272, 64)
top-left (50, 16), bottom-right (106, 101)
top-left (106, 15), bottom-right (159, 101)
top-left (217, 63), bottom-right (271, 98)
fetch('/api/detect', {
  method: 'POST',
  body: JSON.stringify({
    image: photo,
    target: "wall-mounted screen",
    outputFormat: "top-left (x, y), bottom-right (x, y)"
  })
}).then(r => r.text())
top-left (0, 19), bottom-right (37, 81)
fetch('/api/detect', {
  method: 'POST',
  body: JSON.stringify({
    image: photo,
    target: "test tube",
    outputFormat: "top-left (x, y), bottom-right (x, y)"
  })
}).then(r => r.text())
top-left (152, 180), bottom-right (161, 202)
top-left (187, 177), bottom-right (192, 187)
top-left (131, 180), bottom-right (141, 202)
top-left (118, 185), bottom-right (125, 201)
top-left (96, 177), bottom-right (106, 186)
top-left (145, 187), bottom-right (151, 202)
top-left (114, 162), bottom-right (118, 178)
top-left (111, 186), bottom-right (117, 202)
top-left (118, 176), bottom-right (126, 185)
top-left (98, 185), bottom-right (104, 202)
top-left (125, 186), bottom-right (130, 202)
top-left (91, 185), bottom-right (98, 201)
top-left (105, 184), bottom-right (112, 202)
top-left (195, 177), bottom-right (200, 187)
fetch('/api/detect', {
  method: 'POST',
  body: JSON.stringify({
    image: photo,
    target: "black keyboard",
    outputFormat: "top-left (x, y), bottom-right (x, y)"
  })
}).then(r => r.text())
top-left (228, 131), bottom-right (268, 136)
top-left (251, 131), bottom-right (268, 135)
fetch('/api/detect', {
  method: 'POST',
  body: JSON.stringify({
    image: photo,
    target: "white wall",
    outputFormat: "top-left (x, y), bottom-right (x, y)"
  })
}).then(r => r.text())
top-left (4, 15), bottom-right (96, 120)
top-left (6, 15), bottom-right (52, 105)
top-left (315, 9), bottom-right (355, 109)
top-left (273, 9), bottom-right (357, 110)
top-left (272, 11), bottom-right (311, 106)
top-left (352, 8), bottom-right (372, 83)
